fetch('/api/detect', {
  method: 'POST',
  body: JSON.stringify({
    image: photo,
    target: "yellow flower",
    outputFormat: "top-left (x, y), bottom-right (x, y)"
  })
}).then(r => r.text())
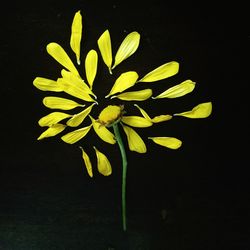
top-left (33, 10), bottom-right (212, 177)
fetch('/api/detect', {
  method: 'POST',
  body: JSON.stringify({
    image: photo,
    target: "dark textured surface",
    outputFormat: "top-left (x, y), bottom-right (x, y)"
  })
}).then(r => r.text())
top-left (0, 1), bottom-right (248, 249)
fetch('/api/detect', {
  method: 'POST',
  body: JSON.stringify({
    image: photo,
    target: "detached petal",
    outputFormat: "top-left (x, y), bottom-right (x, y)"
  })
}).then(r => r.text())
top-left (70, 10), bottom-right (82, 65)
top-left (112, 89), bottom-right (152, 101)
top-left (122, 116), bottom-right (152, 127)
top-left (148, 137), bottom-right (182, 149)
top-left (153, 80), bottom-right (195, 99)
top-left (33, 77), bottom-right (63, 92)
top-left (61, 125), bottom-right (92, 144)
top-left (43, 96), bottom-right (85, 110)
top-left (98, 30), bottom-right (112, 74)
top-left (174, 102), bottom-right (212, 118)
top-left (133, 104), bottom-right (151, 120)
top-left (46, 43), bottom-right (79, 76)
top-left (37, 124), bottom-right (66, 140)
top-left (38, 112), bottom-right (72, 127)
top-left (138, 61), bottom-right (179, 83)
top-left (121, 124), bottom-right (146, 153)
top-left (90, 116), bottom-right (116, 144)
top-left (112, 31), bottom-right (140, 70)
top-left (106, 71), bottom-right (139, 97)
top-left (85, 50), bottom-right (98, 89)
top-left (151, 115), bottom-right (172, 123)
top-left (94, 146), bottom-right (112, 176)
top-left (67, 104), bottom-right (96, 127)
top-left (79, 147), bottom-right (93, 178)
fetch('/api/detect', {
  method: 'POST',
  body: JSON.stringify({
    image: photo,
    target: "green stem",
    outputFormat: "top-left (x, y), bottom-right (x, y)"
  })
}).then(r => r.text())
top-left (112, 123), bottom-right (127, 231)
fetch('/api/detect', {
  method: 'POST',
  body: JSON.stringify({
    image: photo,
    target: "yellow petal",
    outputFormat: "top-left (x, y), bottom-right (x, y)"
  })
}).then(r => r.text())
top-left (61, 125), bottom-right (92, 144)
top-left (90, 116), bottom-right (116, 144)
top-left (38, 112), bottom-right (72, 127)
top-left (70, 10), bottom-right (82, 65)
top-left (133, 104), bottom-right (151, 120)
top-left (43, 96), bottom-right (85, 110)
top-left (94, 146), bottom-right (112, 176)
top-left (79, 147), bottom-right (93, 178)
top-left (138, 61), bottom-right (179, 83)
top-left (151, 115), bottom-right (172, 123)
top-left (148, 137), bottom-right (182, 149)
top-left (153, 80), bottom-right (195, 99)
top-left (121, 116), bottom-right (153, 127)
top-left (37, 124), bottom-right (66, 140)
top-left (121, 124), bottom-right (146, 153)
top-left (67, 104), bottom-right (96, 127)
top-left (112, 89), bottom-right (152, 101)
top-left (33, 77), bottom-right (63, 92)
top-left (57, 77), bottom-right (96, 102)
top-left (46, 42), bottom-right (79, 76)
top-left (97, 30), bottom-right (112, 74)
top-left (174, 102), bottom-right (212, 118)
top-left (106, 71), bottom-right (139, 97)
top-left (112, 31), bottom-right (140, 70)
top-left (85, 49), bottom-right (98, 89)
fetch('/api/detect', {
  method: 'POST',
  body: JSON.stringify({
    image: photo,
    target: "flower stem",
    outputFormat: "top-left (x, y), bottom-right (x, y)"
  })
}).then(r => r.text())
top-left (112, 123), bottom-right (127, 231)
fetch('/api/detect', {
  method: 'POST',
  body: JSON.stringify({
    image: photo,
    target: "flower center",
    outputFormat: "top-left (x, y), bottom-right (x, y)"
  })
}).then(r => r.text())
top-left (98, 105), bottom-right (124, 126)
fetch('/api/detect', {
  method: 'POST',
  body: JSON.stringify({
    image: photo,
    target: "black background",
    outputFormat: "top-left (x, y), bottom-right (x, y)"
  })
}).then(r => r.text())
top-left (0, 1), bottom-right (248, 249)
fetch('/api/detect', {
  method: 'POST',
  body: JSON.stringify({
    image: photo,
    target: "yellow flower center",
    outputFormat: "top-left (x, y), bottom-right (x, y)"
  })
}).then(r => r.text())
top-left (98, 105), bottom-right (124, 126)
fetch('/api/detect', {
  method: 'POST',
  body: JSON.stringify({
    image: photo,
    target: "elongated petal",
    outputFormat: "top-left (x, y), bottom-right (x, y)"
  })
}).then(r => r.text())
top-left (98, 30), bottom-right (112, 74)
top-left (38, 112), bottom-right (72, 127)
top-left (57, 77), bottom-right (96, 102)
top-left (153, 80), bottom-right (195, 99)
top-left (90, 116), bottom-right (116, 144)
top-left (112, 31), bottom-right (140, 70)
top-left (61, 125), bottom-right (92, 144)
top-left (112, 89), bottom-right (152, 101)
top-left (174, 102), bottom-right (212, 118)
top-left (151, 115), bottom-right (172, 123)
top-left (121, 124), bottom-right (146, 153)
top-left (70, 10), bottom-right (82, 65)
top-left (121, 116), bottom-right (152, 127)
top-left (43, 96), bottom-right (85, 110)
top-left (46, 42), bottom-right (79, 76)
top-left (94, 146), bottom-right (112, 176)
top-left (37, 124), bottom-right (66, 140)
top-left (33, 77), bottom-right (63, 92)
top-left (133, 104), bottom-right (151, 120)
top-left (79, 147), bottom-right (93, 177)
top-left (85, 49), bottom-right (98, 89)
top-left (106, 71), bottom-right (139, 97)
top-left (148, 137), bottom-right (182, 149)
top-left (67, 104), bottom-right (96, 127)
top-left (138, 61), bottom-right (179, 83)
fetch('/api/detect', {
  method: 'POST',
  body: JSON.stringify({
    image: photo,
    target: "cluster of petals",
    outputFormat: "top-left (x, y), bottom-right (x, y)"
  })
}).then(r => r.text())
top-left (33, 11), bottom-right (212, 177)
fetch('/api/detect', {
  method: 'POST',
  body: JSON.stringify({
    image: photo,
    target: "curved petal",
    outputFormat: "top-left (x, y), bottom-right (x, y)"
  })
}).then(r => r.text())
top-left (70, 10), bottom-right (82, 65)
top-left (79, 147), bottom-right (93, 177)
top-left (66, 103), bottom-right (96, 127)
top-left (121, 124), bottom-right (146, 153)
top-left (33, 77), bottom-right (63, 92)
top-left (112, 31), bottom-right (140, 70)
top-left (85, 49), bottom-right (98, 89)
top-left (153, 80), bottom-right (195, 99)
top-left (174, 102), bottom-right (212, 118)
top-left (133, 104), bottom-right (151, 120)
top-left (106, 71), bottom-right (139, 97)
top-left (38, 112), bottom-right (72, 127)
top-left (111, 89), bottom-right (152, 101)
top-left (148, 137), bottom-right (182, 149)
top-left (90, 116), bottom-right (116, 144)
top-left (43, 96), bottom-right (85, 110)
top-left (94, 146), bottom-right (112, 176)
top-left (121, 116), bottom-right (152, 127)
top-left (46, 42), bottom-right (79, 76)
top-left (138, 61), bottom-right (179, 83)
top-left (151, 115), bottom-right (172, 123)
top-left (61, 124), bottom-right (92, 144)
top-left (98, 30), bottom-right (112, 74)
top-left (37, 124), bottom-right (66, 140)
